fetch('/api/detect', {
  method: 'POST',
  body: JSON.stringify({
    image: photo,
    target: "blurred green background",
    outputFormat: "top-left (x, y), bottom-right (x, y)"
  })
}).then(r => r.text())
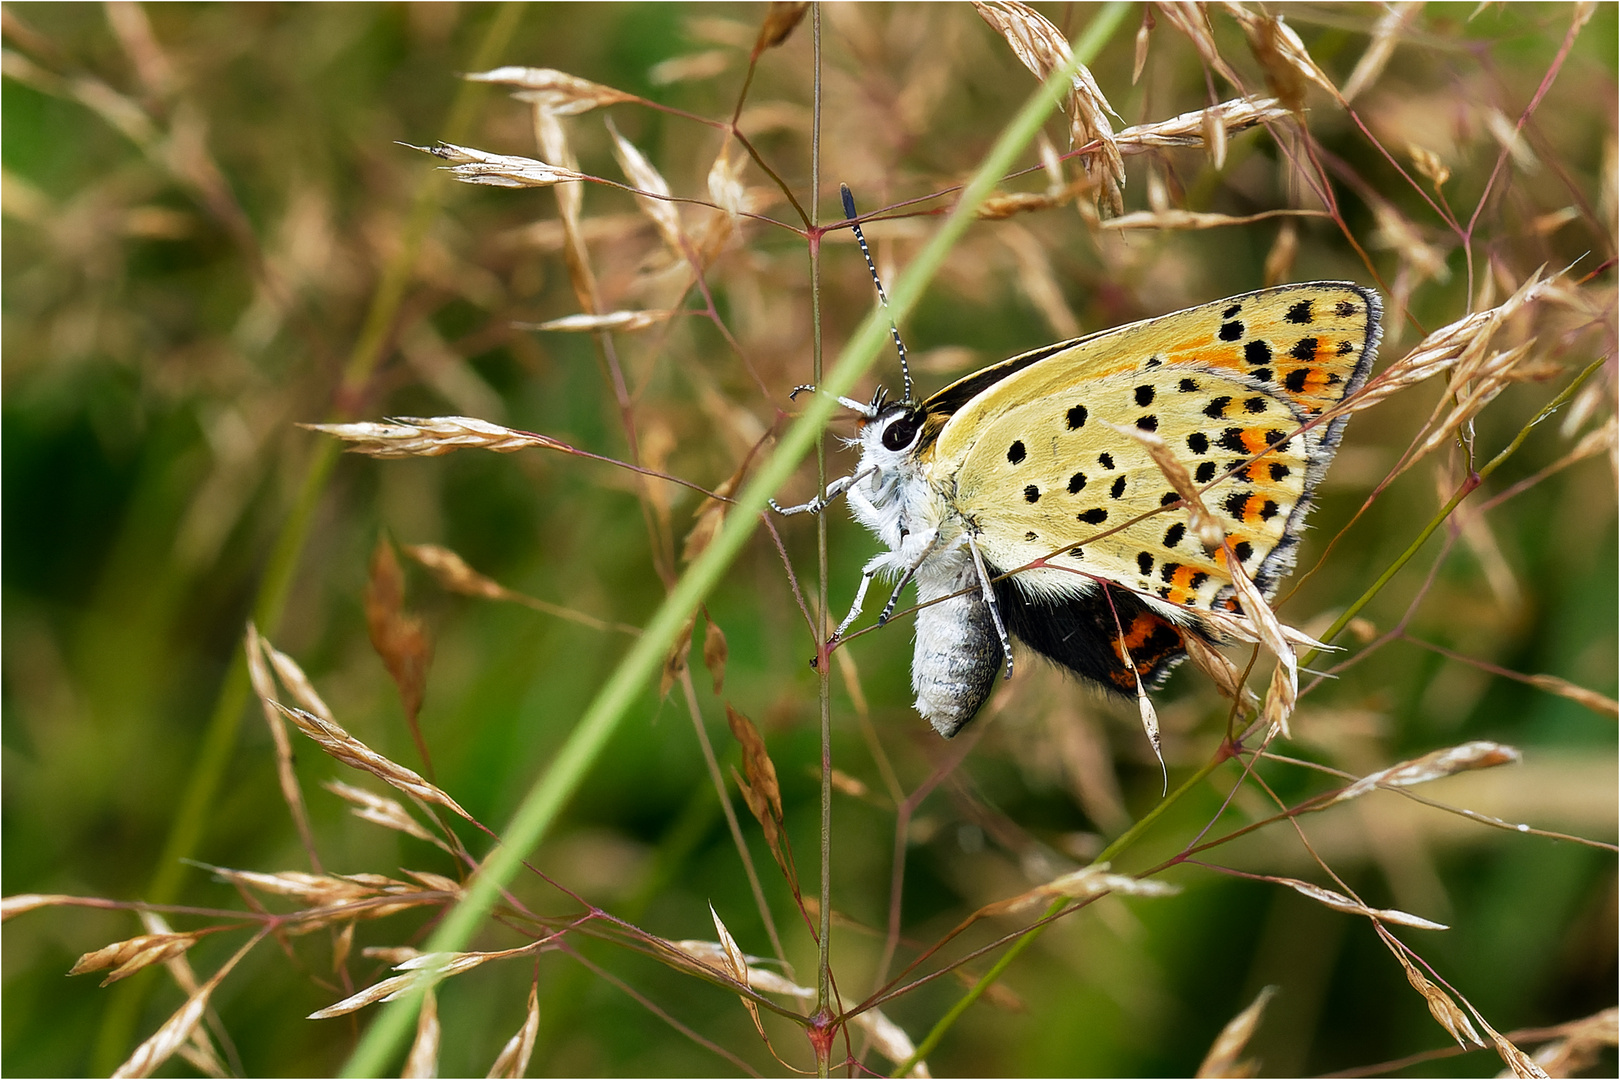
top-left (3, 3), bottom-right (1615, 1076)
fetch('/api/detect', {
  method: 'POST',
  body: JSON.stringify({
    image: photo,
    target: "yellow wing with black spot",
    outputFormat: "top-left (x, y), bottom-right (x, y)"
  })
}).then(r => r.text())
top-left (927, 283), bottom-right (1380, 610)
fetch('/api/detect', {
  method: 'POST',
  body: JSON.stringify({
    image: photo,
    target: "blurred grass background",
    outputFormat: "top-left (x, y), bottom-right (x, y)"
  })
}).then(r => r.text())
top-left (3, 3), bottom-right (1616, 1076)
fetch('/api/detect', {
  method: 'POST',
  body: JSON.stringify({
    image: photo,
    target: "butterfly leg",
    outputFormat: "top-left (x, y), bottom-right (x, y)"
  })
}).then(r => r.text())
top-left (770, 465), bottom-right (875, 516)
top-left (965, 534), bottom-right (1015, 680)
top-left (830, 553), bottom-right (886, 641)
top-left (876, 527), bottom-right (942, 627)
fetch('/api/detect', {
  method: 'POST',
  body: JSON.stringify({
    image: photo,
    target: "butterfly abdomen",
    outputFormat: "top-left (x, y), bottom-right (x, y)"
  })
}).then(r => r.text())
top-left (912, 552), bottom-right (1004, 738)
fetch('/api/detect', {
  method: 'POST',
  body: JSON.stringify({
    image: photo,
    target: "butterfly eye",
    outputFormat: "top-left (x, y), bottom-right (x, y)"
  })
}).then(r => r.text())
top-left (880, 412), bottom-right (923, 451)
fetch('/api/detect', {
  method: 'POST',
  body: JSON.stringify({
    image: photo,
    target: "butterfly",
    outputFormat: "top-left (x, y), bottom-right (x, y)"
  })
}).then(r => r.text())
top-left (775, 202), bottom-right (1382, 738)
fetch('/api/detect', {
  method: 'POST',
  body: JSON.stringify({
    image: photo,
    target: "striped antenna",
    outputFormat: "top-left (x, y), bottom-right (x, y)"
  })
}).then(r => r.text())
top-left (841, 184), bottom-right (913, 405)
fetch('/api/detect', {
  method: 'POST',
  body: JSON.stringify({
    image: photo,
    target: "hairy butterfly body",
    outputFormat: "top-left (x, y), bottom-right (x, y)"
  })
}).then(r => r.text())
top-left (774, 196), bottom-right (1381, 736)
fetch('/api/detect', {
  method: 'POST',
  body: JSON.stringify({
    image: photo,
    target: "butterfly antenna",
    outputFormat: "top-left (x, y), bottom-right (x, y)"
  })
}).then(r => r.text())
top-left (842, 183), bottom-right (913, 405)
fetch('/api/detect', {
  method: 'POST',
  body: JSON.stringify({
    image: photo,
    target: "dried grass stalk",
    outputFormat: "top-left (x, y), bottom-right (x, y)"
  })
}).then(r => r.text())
top-left (464, 66), bottom-right (636, 115)
top-left (1350, 271), bottom-right (1555, 414)
top-left (1340, 2), bottom-right (1421, 102)
top-left (305, 416), bottom-right (568, 458)
top-left (244, 623), bottom-right (320, 867)
top-left (486, 982), bottom-right (541, 1078)
top-left (312, 944), bottom-right (546, 1019)
top-left (1195, 985), bottom-right (1275, 1078)
top-left (137, 913), bottom-right (228, 1078)
top-left (753, 2), bottom-right (810, 54)
top-left (1181, 632), bottom-right (1259, 708)
top-left (411, 142), bottom-right (587, 188)
top-left (1471, 1007), bottom-right (1554, 1078)
top-left (973, 0), bottom-right (1125, 214)
top-left (532, 101), bottom-right (601, 312)
top-left (849, 1008), bottom-right (930, 1079)
top-left (1527, 1007), bottom-right (1618, 1077)
top-left (606, 118), bottom-right (684, 257)
top-left (114, 982), bottom-right (214, 1079)
top-left (365, 539), bottom-right (433, 738)
top-left (274, 703), bottom-right (473, 821)
top-left (1259, 660), bottom-right (1297, 739)
top-left (71, 931), bottom-right (204, 986)
top-left (1222, 545), bottom-right (1298, 711)
top-left (1331, 741), bottom-right (1522, 804)
top-left (401, 986), bottom-right (439, 1079)
top-left (1275, 877), bottom-right (1447, 930)
top-left (984, 862), bottom-right (1179, 917)
top-left (1103, 207), bottom-right (1326, 231)
top-left (1526, 673), bottom-right (1619, 718)
top-left (1384, 937), bottom-right (1484, 1049)
top-left (533, 309), bottom-right (677, 332)
top-left (1, 893), bottom-right (83, 920)
top-left (1221, 4), bottom-right (1342, 110)
top-left (403, 543), bottom-right (638, 635)
top-left (322, 783), bottom-right (437, 846)
top-left (665, 939), bottom-right (813, 999)
top-left (1114, 97), bottom-right (1289, 153)
top-left (709, 905), bottom-right (765, 1039)
top-left (1154, 3), bottom-right (1242, 86)
top-left (114, 933), bottom-right (260, 1079)
top-left (1106, 421), bottom-right (1225, 548)
top-left (703, 619), bottom-right (729, 695)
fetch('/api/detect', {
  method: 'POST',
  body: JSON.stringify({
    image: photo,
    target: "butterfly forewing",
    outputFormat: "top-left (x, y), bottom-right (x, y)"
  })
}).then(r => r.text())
top-left (927, 283), bottom-right (1379, 464)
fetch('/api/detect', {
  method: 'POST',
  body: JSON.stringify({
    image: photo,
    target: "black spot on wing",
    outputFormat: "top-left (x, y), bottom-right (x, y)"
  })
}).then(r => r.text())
top-left (1204, 396), bottom-right (1231, 419)
top-left (1284, 368), bottom-right (1310, 392)
top-left (1269, 462), bottom-right (1291, 481)
top-left (1160, 491), bottom-right (1180, 507)
top-left (1164, 523), bottom-right (1185, 548)
top-left (1286, 299), bottom-right (1314, 324)
top-left (1007, 440), bottom-right (1026, 464)
top-left (1109, 476), bottom-right (1127, 499)
top-left (1187, 432), bottom-right (1209, 454)
top-left (1067, 405), bottom-right (1088, 429)
top-left (1097, 452), bottom-right (1114, 469)
top-left (1245, 339), bottom-right (1272, 366)
top-left (1136, 385), bottom-right (1156, 407)
top-left (1136, 415), bottom-right (1159, 432)
top-left (1244, 396), bottom-right (1267, 414)
top-left (1223, 303), bottom-right (1242, 318)
top-left (1024, 484), bottom-right (1040, 503)
top-left (1335, 299), bottom-right (1357, 317)
top-left (1078, 507), bottom-right (1108, 525)
top-left (1194, 460), bottom-right (1217, 484)
top-left (1068, 471), bottom-right (1087, 493)
top-left (1233, 541), bottom-right (1254, 562)
top-left (1137, 552), bottom-right (1154, 575)
top-left (1219, 321), bottom-right (1244, 341)
top-left (1289, 337), bottom-right (1317, 361)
